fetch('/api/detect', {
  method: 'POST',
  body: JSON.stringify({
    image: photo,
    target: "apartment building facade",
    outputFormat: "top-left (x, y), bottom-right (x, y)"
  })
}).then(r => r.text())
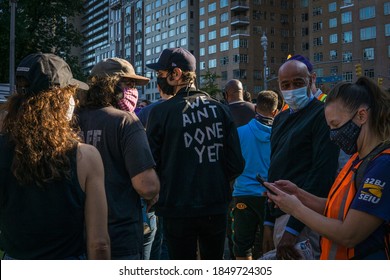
top-left (79, 0), bottom-right (390, 101)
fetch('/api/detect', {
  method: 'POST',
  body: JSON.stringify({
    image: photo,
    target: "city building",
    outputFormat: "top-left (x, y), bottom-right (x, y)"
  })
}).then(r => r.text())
top-left (78, 0), bottom-right (390, 101)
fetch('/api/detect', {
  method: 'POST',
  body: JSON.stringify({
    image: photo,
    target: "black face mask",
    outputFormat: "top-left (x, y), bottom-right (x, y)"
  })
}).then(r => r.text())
top-left (329, 113), bottom-right (361, 155)
top-left (157, 75), bottom-right (175, 95)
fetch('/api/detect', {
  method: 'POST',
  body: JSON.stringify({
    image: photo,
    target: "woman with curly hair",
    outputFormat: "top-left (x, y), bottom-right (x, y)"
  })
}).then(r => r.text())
top-left (0, 53), bottom-right (110, 260)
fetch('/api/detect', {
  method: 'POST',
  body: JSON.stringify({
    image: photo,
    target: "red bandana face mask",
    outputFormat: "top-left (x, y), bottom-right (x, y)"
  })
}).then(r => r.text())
top-left (117, 87), bottom-right (138, 112)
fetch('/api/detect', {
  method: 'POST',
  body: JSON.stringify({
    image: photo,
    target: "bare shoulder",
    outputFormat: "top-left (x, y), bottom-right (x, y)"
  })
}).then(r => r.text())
top-left (76, 143), bottom-right (104, 191)
top-left (77, 143), bottom-right (101, 163)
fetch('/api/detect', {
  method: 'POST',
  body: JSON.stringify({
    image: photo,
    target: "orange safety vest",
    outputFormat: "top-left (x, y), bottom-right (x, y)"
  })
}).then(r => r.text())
top-left (321, 149), bottom-right (390, 260)
top-left (316, 93), bottom-right (327, 102)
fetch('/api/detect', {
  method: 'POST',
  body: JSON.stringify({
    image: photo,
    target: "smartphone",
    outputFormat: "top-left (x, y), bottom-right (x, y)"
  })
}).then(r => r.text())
top-left (256, 174), bottom-right (277, 195)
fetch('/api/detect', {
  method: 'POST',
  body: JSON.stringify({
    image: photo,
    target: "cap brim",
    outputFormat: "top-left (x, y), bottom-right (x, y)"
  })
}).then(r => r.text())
top-left (121, 74), bottom-right (150, 86)
top-left (146, 62), bottom-right (166, 71)
top-left (70, 78), bottom-right (89, 91)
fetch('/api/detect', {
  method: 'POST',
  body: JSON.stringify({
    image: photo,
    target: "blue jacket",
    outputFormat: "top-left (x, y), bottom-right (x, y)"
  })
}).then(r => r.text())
top-left (233, 118), bottom-right (272, 197)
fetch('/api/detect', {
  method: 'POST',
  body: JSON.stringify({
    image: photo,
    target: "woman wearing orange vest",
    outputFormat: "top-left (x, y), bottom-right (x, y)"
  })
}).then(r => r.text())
top-left (265, 76), bottom-right (390, 259)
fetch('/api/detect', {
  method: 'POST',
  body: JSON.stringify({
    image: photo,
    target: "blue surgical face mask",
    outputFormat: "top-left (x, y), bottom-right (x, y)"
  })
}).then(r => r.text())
top-left (282, 86), bottom-right (311, 111)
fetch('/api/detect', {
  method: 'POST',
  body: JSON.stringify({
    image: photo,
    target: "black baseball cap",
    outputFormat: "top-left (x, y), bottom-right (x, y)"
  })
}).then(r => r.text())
top-left (16, 52), bottom-right (88, 95)
top-left (146, 47), bottom-right (196, 72)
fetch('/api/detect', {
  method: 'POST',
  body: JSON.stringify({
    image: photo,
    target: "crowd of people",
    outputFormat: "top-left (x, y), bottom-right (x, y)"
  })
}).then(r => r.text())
top-left (0, 48), bottom-right (389, 260)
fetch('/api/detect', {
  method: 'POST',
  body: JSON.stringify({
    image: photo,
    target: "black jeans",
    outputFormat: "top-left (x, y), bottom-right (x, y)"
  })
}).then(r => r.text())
top-left (163, 214), bottom-right (227, 260)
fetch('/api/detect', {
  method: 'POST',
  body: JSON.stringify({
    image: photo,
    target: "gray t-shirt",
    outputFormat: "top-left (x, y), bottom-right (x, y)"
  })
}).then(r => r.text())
top-left (77, 106), bottom-right (155, 257)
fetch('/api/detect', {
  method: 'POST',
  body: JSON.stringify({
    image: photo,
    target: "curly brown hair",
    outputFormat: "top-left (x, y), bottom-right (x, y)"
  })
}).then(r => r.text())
top-left (84, 75), bottom-right (121, 108)
top-left (2, 86), bottom-right (80, 187)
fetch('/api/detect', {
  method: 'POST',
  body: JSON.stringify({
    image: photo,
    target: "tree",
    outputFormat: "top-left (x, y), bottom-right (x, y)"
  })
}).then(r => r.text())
top-left (199, 69), bottom-right (222, 99)
top-left (0, 0), bottom-right (85, 83)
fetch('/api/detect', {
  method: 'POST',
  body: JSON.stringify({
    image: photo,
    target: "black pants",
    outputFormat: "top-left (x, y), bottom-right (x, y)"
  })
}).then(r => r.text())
top-left (163, 214), bottom-right (227, 260)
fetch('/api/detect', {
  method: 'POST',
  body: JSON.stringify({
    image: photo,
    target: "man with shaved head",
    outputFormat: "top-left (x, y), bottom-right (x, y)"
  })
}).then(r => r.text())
top-left (223, 79), bottom-right (255, 127)
top-left (262, 59), bottom-right (339, 260)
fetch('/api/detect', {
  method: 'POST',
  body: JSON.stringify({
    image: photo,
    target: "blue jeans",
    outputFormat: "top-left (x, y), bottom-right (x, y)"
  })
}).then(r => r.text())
top-left (150, 216), bottom-right (170, 260)
top-left (143, 211), bottom-right (157, 260)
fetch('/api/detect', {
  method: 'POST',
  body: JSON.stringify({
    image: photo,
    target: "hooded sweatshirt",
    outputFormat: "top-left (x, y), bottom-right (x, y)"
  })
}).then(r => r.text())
top-left (233, 118), bottom-right (272, 197)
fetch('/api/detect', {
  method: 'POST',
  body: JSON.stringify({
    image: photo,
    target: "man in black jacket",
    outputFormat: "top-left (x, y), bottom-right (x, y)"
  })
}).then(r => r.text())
top-left (263, 59), bottom-right (339, 259)
top-left (146, 47), bottom-right (245, 260)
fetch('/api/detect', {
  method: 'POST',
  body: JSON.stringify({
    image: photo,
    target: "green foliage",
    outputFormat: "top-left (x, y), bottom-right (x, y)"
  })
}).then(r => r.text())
top-left (199, 69), bottom-right (222, 98)
top-left (0, 0), bottom-right (86, 82)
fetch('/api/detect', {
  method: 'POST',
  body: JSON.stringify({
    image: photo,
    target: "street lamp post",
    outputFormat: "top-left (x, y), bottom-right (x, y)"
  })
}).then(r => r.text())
top-left (9, 0), bottom-right (17, 95)
top-left (261, 32), bottom-right (268, 90)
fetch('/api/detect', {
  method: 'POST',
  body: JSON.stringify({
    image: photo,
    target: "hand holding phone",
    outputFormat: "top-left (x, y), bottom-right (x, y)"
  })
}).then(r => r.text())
top-left (256, 174), bottom-right (277, 195)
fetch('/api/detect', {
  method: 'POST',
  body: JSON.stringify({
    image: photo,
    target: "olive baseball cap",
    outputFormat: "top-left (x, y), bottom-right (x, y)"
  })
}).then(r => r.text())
top-left (90, 57), bottom-right (150, 86)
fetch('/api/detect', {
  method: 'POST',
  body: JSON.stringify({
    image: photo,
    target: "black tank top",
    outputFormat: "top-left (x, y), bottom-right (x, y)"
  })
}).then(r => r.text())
top-left (0, 135), bottom-right (86, 259)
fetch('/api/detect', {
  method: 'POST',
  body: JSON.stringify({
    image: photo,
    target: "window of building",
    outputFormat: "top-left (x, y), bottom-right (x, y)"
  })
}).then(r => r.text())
top-left (363, 48), bottom-right (374, 60)
top-left (281, 43), bottom-right (289, 52)
top-left (329, 18), bottom-right (337, 28)
top-left (162, 32), bottom-right (168, 39)
top-left (253, 70), bottom-right (261, 80)
top-left (169, 4), bottom-right (175, 13)
top-left (200, 61), bottom-right (205, 70)
top-left (341, 11), bottom-right (352, 24)
top-left (208, 45), bottom-right (217, 54)
top-left (220, 0), bottom-right (228, 8)
top-left (385, 2), bottom-right (390, 15)
top-left (330, 66), bottom-right (338, 75)
top-left (233, 54), bottom-right (248, 63)
top-left (208, 59), bottom-right (217, 69)
top-left (200, 7), bottom-right (205, 16)
top-left (386, 24), bottom-right (390, 36)
top-left (169, 29), bottom-right (175, 37)
top-left (220, 57), bottom-right (229, 65)
top-left (343, 31), bottom-right (353, 43)
top-left (200, 34), bottom-right (205, 43)
top-left (302, 42), bottom-right (309, 51)
top-left (300, 0), bottom-right (308, 8)
top-left (313, 21), bottom-right (323, 31)
top-left (200, 48), bottom-right (205, 56)
top-left (233, 38), bottom-right (248, 48)
top-left (313, 7), bottom-right (322, 16)
top-left (364, 69), bottom-right (375, 78)
top-left (315, 68), bottom-right (324, 77)
top-left (180, 0), bottom-right (186, 8)
top-left (208, 2), bottom-right (216, 12)
top-left (199, 20), bottom-right (205, 29)
top-left (208, 30), bottom-right (217, 40)
top-left (342, 51), bottom-right (352, 62)
top-left (169, 16), bottom-right (175, 25)
top-left (329, 34), bottom-right (338, 44)
top-left (180, 37), bottom-right (187, 46)
top-left (301, 13), bottom-right (308, 22)
top-left (360, 6), bottom-right (375, 20)
top-left (180, 25), bottom-right (187, 33)
top-left (208, 16), bottom-right (216, 26)
top-left (313, 52), bottom-right (323, 62)
top-left (220, 42), bottom-right (229, 51)
top-left (360, 26), bottom-right (376, 40)
top-left (221, 71), bottom-right (227, 81)
top-left (180, 12), bottom-right (187, 21)
top-left (233, 69), bottom-right (247, 79)
top-left (302, 27), bottom-right (309, 36)
top-left (220, 27), bottom-right (229, 37)
top-left (388, 45), bottom-right (390, 57)
top-left (330, 50), bottom-right (337, 60)
top-left (329, 2), bottom-right (337, 12)
top-left (343, 71), bottom-right (353, 82)
top-left (220, 12), bottom-right (229, 22)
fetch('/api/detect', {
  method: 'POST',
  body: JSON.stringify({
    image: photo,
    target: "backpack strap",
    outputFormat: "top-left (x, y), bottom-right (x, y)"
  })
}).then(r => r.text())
top-left (354, 143), bottom-right (390, 190)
